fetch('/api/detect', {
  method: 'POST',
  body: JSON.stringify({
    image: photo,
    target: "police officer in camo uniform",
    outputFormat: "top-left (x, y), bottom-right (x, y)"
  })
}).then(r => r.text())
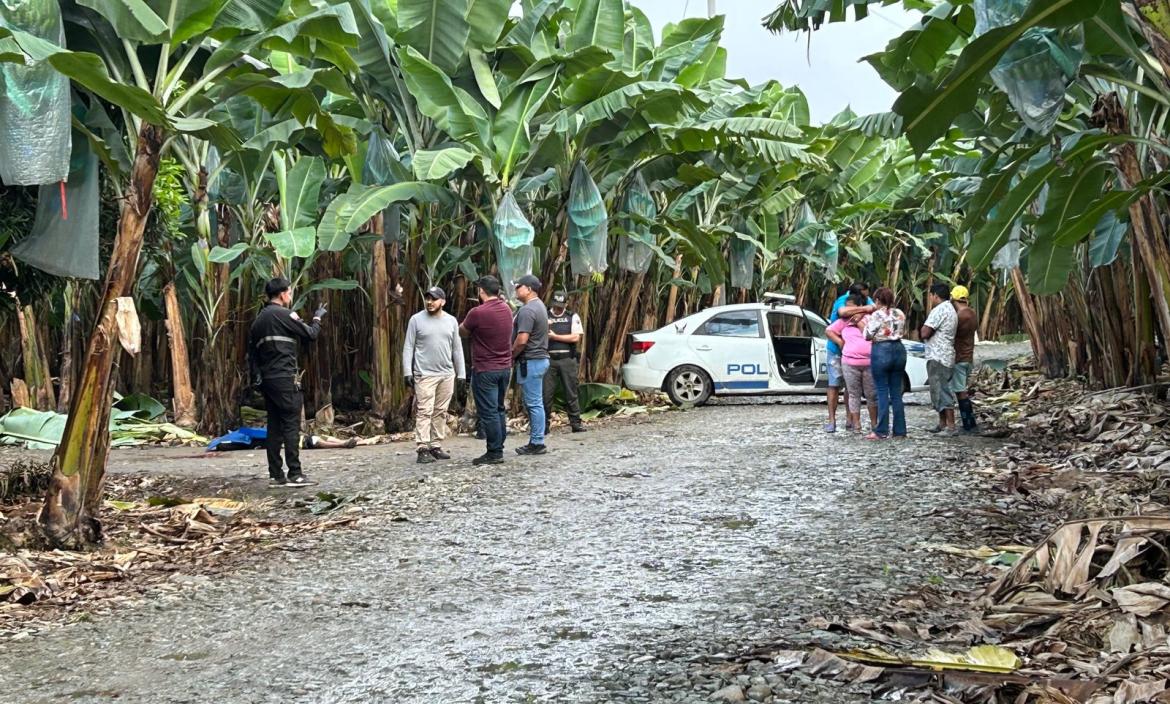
top-left (542, 291), bottom-right (587, 434)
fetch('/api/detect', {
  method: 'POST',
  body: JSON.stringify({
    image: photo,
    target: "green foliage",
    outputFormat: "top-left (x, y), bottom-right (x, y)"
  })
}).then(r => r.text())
top-left (151, 158), bottom-right (187, 240)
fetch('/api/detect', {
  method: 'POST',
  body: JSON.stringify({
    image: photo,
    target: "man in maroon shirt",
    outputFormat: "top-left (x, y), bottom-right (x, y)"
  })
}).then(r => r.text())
top-left (460, 275), bottom-right (515, 465)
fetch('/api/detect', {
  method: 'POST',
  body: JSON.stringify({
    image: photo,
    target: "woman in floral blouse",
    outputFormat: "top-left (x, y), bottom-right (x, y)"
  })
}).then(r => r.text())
top-left (863, 287), bottom-right (907, 439)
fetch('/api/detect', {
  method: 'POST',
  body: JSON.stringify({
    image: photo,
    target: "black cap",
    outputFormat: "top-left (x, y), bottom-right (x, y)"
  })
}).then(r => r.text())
top-left (424, 286), bottom-right (446, 300)
top-left (551, 291), bottom-right (567, 305)
top-left (515, 274), bottom-right (541, 291)
top-left (476, 275), bottom-right (501, 296)
top-left (265, 277), bottom-right (291, 299)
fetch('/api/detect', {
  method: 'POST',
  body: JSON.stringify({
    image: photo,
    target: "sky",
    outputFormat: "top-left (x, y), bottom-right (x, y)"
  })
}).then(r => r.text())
top-left (633, 0), bottom-right (919, 124)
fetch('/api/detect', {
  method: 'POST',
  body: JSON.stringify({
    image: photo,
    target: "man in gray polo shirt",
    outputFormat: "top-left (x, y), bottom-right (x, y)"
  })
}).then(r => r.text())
top-left (511, 274), bottom-right (550, 455)
top-left (403, 286), bottom-right (466, 463)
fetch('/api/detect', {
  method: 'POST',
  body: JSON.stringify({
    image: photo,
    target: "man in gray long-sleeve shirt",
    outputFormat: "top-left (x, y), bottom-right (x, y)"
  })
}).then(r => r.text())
top-left (403, 286), bottom-right (466, 463)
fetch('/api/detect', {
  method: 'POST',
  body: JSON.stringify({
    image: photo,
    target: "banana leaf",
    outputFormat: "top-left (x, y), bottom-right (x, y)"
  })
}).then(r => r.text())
top-left (113, 393), bottom-right (167, 421)
top-left (0, 407), bottom-right (206, 449)
top-left (0, 408), bottom-right (66, 450)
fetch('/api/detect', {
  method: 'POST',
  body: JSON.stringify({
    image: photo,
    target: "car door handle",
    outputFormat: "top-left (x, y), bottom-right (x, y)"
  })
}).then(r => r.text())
top-left (695, 345), bottom-right (712, 351)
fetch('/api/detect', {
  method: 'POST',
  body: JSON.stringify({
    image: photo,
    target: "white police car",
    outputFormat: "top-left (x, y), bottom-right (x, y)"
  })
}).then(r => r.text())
top-left (622, 293), bottom-right (929, 405)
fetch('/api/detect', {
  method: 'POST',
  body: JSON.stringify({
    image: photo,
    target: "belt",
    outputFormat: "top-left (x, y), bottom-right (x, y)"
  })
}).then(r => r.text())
top-left (873, 339), bottom-right (903, 344)
top-left (549, 350), bottom-right (574, 358)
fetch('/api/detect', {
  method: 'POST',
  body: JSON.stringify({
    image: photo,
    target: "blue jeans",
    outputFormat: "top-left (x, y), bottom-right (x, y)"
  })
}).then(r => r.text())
top-left (473, 368), bottom-right (511, 455)
top-left (870, 341), bottom-right (907, 437)
top-left (516, 357), bottom-right (549, 445)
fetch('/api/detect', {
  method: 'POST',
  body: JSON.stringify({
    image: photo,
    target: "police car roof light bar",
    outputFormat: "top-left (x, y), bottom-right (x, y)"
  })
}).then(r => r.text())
top-left (762, 292), bottom-right (796, 308)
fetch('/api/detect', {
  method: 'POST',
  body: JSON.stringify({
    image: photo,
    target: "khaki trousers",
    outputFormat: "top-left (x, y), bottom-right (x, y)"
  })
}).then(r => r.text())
top-left (414, 375), bottom-right (455, 448)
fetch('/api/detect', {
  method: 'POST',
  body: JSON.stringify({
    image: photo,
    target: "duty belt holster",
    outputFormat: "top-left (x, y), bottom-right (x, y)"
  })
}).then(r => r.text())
top-left (518, 358), bottom-right (528, 377)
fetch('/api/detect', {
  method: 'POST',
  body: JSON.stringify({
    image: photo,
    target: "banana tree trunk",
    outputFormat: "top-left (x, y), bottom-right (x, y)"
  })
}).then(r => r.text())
top-left (38, 123), bottom-right (163, 549)
top-left (978, 282), bottom-right (997, 341)
top-left (589, 274), bottom-right (623, 383)
top-left (886, 244), bottom-right (903, 302)
top-left (194, 215), bottom-right (241, 436)
top-left (1092, 93), bottom-right (1170, 381)
top-left (1009, 266), bottom-right (1057, 375)
top-left (56, 283), bottom-right (78, 414)
top-left (664, 254), bottom-right (684, 324)
top-left (163, 283), bottom-right (196, 428)
top-left (1131, 1), bottom-right (1170, 77)
top-left (923, 245), bottom-right (937, 316)
top-left (16, 302), bottom-right (55, 410)
top-left (641, 268), bottom-right (658, 332)
top-left (576, 275), bottom-right (592, 382)
top-left (600, 271), bottom-right (646, 384)
top-left (371, 214), bottom-right (414, 432)
top-left (541, 209), bottom-right (569, 299)
top-left (370, 214), bottom-right (397, 425)
top-left (685, 266), bottom-right (701, 315)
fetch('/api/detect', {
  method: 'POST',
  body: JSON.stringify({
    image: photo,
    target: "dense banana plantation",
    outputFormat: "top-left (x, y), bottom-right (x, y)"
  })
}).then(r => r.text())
top-left (3, 0), bottom-right (1166, 545)
top-left (769, 0), bottom-right (1170, 386)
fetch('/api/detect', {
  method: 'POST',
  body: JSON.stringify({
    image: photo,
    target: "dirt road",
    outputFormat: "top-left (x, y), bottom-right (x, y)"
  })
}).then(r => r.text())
top-left (1, 394), bottom-right (995, 704)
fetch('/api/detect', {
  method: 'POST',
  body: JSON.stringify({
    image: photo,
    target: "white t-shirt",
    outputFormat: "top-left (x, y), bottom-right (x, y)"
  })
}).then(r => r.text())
top-left (923, 302), bottom-right (958, 367)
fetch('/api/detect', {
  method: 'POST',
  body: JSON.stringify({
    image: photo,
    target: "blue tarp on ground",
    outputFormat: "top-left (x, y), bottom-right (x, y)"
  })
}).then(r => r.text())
top-left (207, 427), bottom-right (267, 451)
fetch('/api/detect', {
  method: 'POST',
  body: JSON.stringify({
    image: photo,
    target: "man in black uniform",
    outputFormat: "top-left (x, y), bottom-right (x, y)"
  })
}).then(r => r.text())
top-left (248, 277), bottom-right (326, 487)
top-left (542, 291), bottom-right (586, 434)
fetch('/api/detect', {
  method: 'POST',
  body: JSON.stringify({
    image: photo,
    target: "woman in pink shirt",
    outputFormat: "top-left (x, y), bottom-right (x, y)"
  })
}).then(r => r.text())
top-left (825, 294), bottom-right (877, 433)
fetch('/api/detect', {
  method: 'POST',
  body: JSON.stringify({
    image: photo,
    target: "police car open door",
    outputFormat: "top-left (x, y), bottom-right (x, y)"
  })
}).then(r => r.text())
top-left (767, 309), bottom-right (818, 387)
top-left (687, 310), bottom-right (771, 393)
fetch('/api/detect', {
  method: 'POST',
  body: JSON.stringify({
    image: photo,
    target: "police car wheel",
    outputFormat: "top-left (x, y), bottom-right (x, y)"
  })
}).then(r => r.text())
top-left (665, 365), bottom-right (712, 406)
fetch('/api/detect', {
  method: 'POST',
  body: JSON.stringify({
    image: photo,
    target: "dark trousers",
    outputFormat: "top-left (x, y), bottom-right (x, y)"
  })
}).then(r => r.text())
top-left (473, 368), bottom-right (511, 456)
top-left (260, 377), bottom-right (303, 479)
top-left (871, 341), bottom-right (907, 437)
top-left (542, 355), bottom-right (582, 425)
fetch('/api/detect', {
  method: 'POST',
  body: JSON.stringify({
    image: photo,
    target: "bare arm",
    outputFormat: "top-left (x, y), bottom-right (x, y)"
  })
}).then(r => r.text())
top-left (402, 317), bottom-right (417, 378)
top-left (826, 329), bottom-right (846, 349)
top-left (920, 325), bottom-right (935, 340)
top-left (837, 304), bottom-right (873, 318)
top-left (550, 313), bottom-right (583, 344)
top-left (451, 319), bottom-right (466, 379)
top-left (512, 332), bottom-right (529, 358)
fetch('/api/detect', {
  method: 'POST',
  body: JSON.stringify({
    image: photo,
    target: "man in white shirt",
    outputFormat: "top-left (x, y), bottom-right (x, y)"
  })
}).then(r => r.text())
top-left (920, 283), bottom-right (959, 436)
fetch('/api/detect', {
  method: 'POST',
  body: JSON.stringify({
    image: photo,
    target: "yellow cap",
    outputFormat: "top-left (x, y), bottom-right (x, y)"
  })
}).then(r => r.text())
top-left (951, 285), bottom-right (970, 301)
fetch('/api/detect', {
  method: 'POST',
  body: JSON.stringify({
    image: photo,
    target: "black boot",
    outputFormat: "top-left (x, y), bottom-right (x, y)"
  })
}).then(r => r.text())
top-left (958, 398), bottom-right (977, 432)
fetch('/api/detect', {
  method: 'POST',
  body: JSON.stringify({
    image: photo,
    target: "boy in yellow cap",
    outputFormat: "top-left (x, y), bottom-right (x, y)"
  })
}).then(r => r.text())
top-left (950, 285), bottom-right (979, 433)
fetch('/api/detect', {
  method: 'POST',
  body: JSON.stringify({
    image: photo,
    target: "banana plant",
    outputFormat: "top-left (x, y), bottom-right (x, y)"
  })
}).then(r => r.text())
top-left (767, 0), bottom-right (1170, 386)
top-left (0, 0), bottom-right (367, 548)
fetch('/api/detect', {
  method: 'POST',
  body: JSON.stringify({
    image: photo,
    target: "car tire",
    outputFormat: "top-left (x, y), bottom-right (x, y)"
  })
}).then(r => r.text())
top-left (664, 365), bottom-right (713, 406)
top-left (903, 373), bottom-right (912, 394)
